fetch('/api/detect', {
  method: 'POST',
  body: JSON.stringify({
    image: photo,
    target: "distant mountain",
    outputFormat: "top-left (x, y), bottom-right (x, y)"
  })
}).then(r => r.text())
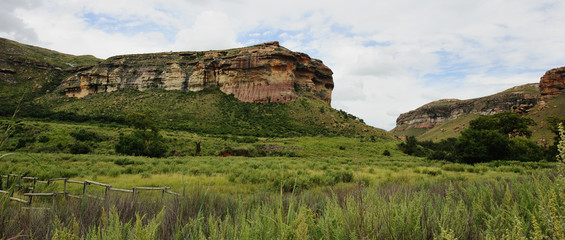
top-left (391, 66), bottom-right (565, 145)
top-left (0, 37), bottom-right (388, 138)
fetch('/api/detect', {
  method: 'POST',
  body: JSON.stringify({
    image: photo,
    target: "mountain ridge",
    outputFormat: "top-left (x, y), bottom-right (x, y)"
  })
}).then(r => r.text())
top-left (58, 41), bottom-right (334, 105)
top-left (0, 37), bottom-right (388, 138)
top-left (392, 67), bottom-right (565, 144)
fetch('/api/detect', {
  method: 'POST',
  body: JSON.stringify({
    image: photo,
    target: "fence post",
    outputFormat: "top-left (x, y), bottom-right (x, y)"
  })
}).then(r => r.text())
top-left (132, 187), bottom-right (137, 203)
top-left (83, 181), bottom-right (88, 196)
top-left (18, 175), bottom-right (22, 188)
top-left (52, 192), bottom-right (57, 209)
top-left (5, 175), bottom-right (9, 189)
top-left (104, 186), bottom-right (110, 200)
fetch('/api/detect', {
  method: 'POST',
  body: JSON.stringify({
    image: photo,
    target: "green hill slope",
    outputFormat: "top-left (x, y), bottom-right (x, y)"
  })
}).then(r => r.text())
top-left (392, 83), bottom-right (565, 144)
top-left (0, 37), bottom-right (388, 138)
top-left (32, 88), bottom-right (388, 137)
top-left (0, 37), bottom-right (100, 115)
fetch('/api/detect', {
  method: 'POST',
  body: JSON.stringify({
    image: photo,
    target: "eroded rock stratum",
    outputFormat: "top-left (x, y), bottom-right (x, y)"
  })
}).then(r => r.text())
top-left (60, 42), bottom-right (334, 105)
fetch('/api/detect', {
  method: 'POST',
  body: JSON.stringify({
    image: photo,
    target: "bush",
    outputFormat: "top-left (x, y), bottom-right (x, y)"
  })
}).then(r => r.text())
top-left (115, 131), bottom-right (167, 158)
top-left (114, 158), bottom-right (135, 166)
top-left (324, 170), bottom-right (354, 185)
top-left (383, 149), bottom-right (391, 156)
top-left (455, 129), bottom-right (509, 163)
top-left (38, 135), bottom-right (50, 143)
top-left (508, 138), bottom-right (547, 162)
top-left (70, 129), bottom-right (100, 142)
top-left (69, 141), bottom-right (91, 154)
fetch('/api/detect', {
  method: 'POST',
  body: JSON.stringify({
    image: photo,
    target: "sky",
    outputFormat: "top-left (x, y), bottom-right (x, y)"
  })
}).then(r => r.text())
top-left (2, 0), bottom-right (565, 130)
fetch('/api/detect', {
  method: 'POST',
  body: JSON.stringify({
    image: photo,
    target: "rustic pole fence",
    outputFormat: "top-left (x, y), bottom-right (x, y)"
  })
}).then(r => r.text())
top-left (0, 174), bottom-right (181, 208)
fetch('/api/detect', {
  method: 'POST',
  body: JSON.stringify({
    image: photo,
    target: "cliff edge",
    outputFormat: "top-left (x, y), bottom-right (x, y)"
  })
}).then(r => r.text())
top-left (59, 42), bottom-right (334, 105)
top-left (392, 66), bottom-right (565, 141)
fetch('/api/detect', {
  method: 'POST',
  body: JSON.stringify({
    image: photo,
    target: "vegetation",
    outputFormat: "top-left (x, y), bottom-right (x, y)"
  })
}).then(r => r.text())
top-left (1, 167), bottom-right (563, 239)
top-left (115, 113), bottom-right (167, 158)
top-left (392, 84), bottom-right (565, 145)
top-left (1, 36), bottom-right (564, 239)
top-left (1, 117), bottom-right (563, 239)
top-left (400, 112), bottom-right (554, 163)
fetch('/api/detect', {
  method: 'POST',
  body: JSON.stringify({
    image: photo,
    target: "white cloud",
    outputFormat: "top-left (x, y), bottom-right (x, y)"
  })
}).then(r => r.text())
top-left (0, 0), bottom-right (39, 43)
top-left (172, 11), bottom-right (241, 51)
top-left (1, 0), bottom-right (565, 130)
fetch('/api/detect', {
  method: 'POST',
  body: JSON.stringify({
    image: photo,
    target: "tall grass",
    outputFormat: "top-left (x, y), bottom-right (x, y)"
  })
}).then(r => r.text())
top-left (0, 172), bottom-right (563, 239)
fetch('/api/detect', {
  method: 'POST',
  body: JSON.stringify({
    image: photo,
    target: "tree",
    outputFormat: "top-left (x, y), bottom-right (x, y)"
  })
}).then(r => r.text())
top-left (126, 112), bottom-right (158, 132)
top-left (455, 129), bottom-right (510, 163)
top-left (469, 112), bottom-right (535, 138)
top-left (115, 113), bottom-right (167, 157)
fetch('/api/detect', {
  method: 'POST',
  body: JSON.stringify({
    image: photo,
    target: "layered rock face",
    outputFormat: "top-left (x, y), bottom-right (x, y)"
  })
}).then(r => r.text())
top-left (60, 42), bottom-right (334, 105)
top-left (395, 66), bottom-right (565, 132)
top-left (540, 66), bottom-right (565, 102)
top-left (394, 84), bottom-right (540, 131)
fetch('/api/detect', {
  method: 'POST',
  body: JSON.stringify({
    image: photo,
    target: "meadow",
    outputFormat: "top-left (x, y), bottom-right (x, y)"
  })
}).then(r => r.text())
top-left (1, 119), bottom-right (564, 239)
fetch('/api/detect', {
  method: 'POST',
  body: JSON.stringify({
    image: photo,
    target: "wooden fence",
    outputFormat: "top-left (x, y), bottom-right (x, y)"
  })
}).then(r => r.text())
top-left (0, 174), bottom-right (181, 208)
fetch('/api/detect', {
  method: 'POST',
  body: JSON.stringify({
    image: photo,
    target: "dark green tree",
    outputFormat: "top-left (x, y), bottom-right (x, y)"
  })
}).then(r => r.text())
top-left (115, 113), bottom-right (167, 158)
top-left (455, 129), bottom-right (510, 163)
top-left (469, 112), bottom-right (536, 138)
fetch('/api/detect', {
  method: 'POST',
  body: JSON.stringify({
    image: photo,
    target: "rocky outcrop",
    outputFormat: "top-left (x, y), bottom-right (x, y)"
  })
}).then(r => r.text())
top-left (60, 42), bottom-right (334, 105)
top-left (540, 66), bottom-right (565, 103)
top-left (394, 84), bottom-right (540, 131)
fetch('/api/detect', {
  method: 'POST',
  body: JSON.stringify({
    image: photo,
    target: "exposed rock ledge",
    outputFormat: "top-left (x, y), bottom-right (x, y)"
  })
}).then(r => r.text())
top-left (540, 66), bottom-right (565, 103)
top-left (395, 84), bottom-right (540, 131)
top-left (394, 65), bottom-right (565, 132)
top-left (60, 42), bottom-right (334, 105)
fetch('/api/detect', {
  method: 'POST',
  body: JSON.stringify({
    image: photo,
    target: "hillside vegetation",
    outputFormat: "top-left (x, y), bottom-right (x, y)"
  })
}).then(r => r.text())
top-left (2, 38), bottom-right (565, 240)
top-left (0, 37), bottom-right (100, 116)
top-left (0, 37), bottom-right (386, 138)
top-left (392, 83), bottom-right (565, 144)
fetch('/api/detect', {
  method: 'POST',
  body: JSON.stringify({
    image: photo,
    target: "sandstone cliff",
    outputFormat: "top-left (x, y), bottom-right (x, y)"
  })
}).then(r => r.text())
top-left (59, 42), bottom-right (334, 105)
top-left (540, 66), bottom-right (565, 103)
top-left (393, 66), bottom-right (565, 140)
top-left (394, 84), bottom-right (540, 132)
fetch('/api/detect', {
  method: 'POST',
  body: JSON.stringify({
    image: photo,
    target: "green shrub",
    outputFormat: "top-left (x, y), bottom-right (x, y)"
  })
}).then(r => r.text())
top-left (69, 141), bottom-right (91, 154)
top-left (15, 137), bottom-right (36, 149)
top-left (456, 129), bottom-right (509, 163)
top-left (70, 129), bottom-right (100, 142)
top-left (324, 170), bottom-right (354, 185)
top-left (37, 135), bottom-right (50, 143)
top-left (115, 131), bottom-right (167, 158)
top-left (114, 158), bottom-right (135, 166)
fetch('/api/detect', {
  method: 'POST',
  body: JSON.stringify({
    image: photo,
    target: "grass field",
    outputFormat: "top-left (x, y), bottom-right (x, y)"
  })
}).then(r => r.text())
top-left (0, 96), bottom-right (563, 239)
top-left (1, 123), bottom-right (564, 239)
top-left (1, 158), bottom-right (562, 239)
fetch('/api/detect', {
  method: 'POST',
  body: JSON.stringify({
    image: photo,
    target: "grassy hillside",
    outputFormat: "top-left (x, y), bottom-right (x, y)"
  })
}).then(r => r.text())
top-left (392, 83), bottom-right (564, 144)
top-left (411, 94), bottom-right (565, 143)
top-left (28, 88), bottom-right (388, 137)
top-left (0, 37), bottom-right (100, 116)
top-left (0, 37), bottom-right (386, 138)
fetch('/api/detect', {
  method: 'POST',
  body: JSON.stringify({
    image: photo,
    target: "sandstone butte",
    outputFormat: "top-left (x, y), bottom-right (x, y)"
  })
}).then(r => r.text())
top-left (394, 66), bottom-right (565, 131)
top-left (60, 41), bottom-right (334, 105)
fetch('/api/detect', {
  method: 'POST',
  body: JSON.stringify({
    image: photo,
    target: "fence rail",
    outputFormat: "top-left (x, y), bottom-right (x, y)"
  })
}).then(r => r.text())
top-left (0, 174), bottom-right (181, 207)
